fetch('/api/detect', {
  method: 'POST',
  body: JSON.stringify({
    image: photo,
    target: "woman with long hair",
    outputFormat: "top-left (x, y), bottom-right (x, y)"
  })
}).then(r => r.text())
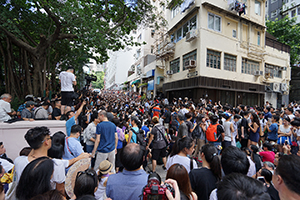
top-left (166, 164), bottom-right (197, 200)
top-left (166, 137), bottom-right (197, 173)
top-left (248, 112), bottom-right (261, 147)
top-left (16, 157), bottom-right (54, 200)
top-left (189, 144), bottom-right (221, 200)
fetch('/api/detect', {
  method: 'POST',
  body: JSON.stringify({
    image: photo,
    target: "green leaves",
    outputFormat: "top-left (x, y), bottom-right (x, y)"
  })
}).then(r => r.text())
top-left (266, 16), bottom-right (300, 66)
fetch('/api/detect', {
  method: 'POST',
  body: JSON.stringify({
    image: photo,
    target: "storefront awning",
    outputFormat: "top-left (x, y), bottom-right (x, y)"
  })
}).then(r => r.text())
top-left (131, 79), bottom-right (140, 85)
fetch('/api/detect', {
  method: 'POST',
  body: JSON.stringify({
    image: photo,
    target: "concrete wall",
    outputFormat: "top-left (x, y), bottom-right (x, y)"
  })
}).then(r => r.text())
top-left (0, 120), bottom-right (66, 160)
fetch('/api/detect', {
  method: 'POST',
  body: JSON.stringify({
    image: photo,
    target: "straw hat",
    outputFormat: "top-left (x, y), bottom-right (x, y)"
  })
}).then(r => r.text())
top-left (99, 160), bottom-right (113, 174)
top-left (65, 158), bottom-right (91, 198)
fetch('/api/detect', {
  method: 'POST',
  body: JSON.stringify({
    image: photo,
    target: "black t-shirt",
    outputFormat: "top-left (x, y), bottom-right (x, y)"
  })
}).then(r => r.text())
top-left (240, 118), bottom-right (249, 138)
top-left (52, 108), bottom-right (61, 120)
top-left (189, 168), bottom-right (218, 200)
top-left (163, 110), bottom-right (171, 123)
top-left (267, 184), bottom-right (280, 200)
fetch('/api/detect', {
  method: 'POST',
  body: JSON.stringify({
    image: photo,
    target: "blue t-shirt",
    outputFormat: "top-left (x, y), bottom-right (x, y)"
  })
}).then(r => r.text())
top-left (62, 137), bottom-right (84, 160)
top-left (141, 126), bottom-right (150, 138)
top-left (96, 121), bottom-right (116, 153)
top-left (66, 116), bottom-right (76, 137)
top-left (268, 123), bottom-right (278, 141)
top-left (106, 169), bottom-right (148, 200)
top-left (264, 112), bottom-right (272, 121)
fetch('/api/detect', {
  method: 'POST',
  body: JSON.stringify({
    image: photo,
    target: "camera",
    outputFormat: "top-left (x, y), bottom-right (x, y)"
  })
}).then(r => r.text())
top-left (85, 75), bottom-right (97, 82)
top-left (142, 172), bottom-right (175, 200)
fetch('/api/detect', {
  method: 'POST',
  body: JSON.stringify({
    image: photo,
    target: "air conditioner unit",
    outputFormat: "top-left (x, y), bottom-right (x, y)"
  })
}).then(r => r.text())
top-left (270, 83), bottom-right (280, 92)
top-left (254, 70), bottom-right (263, 76)
top-left (184, 60), bottom-right (196, 69)
top-left (166, 70), bottom-right (173, 75)
top-left (186, 29), bottom-right (197, 42)
top-left (281, 83), bottom-right (288, 92)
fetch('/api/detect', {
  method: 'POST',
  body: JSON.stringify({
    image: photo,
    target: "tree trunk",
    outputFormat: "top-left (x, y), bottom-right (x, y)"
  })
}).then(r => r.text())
top-left (0, 42), bottom-right (7, 92)
top-left (23, 50), bottom-right (33, 94)
top-left (6, 38), bottom-right (20, 98)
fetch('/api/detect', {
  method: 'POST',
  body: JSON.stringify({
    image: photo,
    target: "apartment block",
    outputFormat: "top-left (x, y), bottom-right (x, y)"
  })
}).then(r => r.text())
top-left (160, 0), bottom-right (290, 107)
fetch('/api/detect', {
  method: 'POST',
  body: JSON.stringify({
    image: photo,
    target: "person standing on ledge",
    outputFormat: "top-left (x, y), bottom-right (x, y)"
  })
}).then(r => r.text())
top-left (59, 66), bottom-right (76, 115)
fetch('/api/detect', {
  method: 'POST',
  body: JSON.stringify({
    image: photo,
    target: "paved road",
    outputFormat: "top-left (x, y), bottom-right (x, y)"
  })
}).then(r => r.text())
top-left (144, 161), bottom-right (167, 182)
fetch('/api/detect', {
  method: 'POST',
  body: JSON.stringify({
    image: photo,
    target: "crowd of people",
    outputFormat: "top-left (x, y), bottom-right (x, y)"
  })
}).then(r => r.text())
top-left (0, 67), bottom-right (299, 200)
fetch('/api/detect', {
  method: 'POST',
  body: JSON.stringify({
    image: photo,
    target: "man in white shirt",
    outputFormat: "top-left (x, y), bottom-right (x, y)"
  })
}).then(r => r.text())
top-left (0, 93), bottom-right (16, 122)
top-left (59, 66), bottom-right (76, 115)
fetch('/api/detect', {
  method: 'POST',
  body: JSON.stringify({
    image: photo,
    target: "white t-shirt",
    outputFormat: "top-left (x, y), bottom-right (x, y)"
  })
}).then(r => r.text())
top-left (166, 155), bottom-right (197, 173)
top-left (94, 176), bottom-right (108, 200)
top-left (14, 156), bottom-right (68, 189)
top-left (59, 71), bottom-right (75, 91)
top-left (0, 158), bottom-right (14, 172)
top-left (0, 99), bottom-right (11, 122)
top-left (288, 114), bottom-right (295, 120)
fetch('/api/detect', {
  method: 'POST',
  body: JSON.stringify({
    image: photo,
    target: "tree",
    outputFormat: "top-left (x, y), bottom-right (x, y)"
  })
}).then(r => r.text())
top-left (0, 0), bottom-right (158, 97)
top-left (266, 16), bottom-right (300, 66)
top-left (92, 71), bottom-right (105, 89)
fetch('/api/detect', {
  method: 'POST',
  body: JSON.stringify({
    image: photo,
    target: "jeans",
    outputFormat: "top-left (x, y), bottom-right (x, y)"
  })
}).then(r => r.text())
top-left (209, 141), bottom-right (222, 154)
top-left (86, 144), bottom-right (96, 168)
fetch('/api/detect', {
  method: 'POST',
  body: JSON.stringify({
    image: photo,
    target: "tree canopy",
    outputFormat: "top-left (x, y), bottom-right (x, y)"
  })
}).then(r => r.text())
top-left (0, 0), bottom-right (158, 98)
top-left (266, 16), bottom-right (300, 66)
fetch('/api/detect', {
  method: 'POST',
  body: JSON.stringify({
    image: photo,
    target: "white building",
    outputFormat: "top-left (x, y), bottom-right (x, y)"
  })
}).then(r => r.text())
top-left (159, 0), bottom-right (290, 107)
top-left (282, 0), bottom-right (300, 23)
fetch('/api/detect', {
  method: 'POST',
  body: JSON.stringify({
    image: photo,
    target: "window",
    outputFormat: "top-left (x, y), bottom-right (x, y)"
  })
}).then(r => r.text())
top-left (151, 45), bottom-right (154, 54)
top-left (233, 30), bottom-right (237, 38)
top-left (136, 49), bottom-right (141, 59)
top-left (207, 49), bottom-right (221, 69)
top-left (242, 58), bottom-right (259, 75)
top-left (171, 6), bottom-right (180, 19)
top-left (170, 58), bottom-right (180, 74)
top-left (176, 27), bottom-right (182, 42)
top-left (298, 7), bottom-right (300, 15)
top-left (265, 64), bottom-right (282, 78)
top-left (183, 50), bottom-right (197, 71)
top-left (137, 34), bottom-right (142, 40)
top-left (172, 15), bottom-right (197, 42)
top-left (291, 9), bottom-right (296, 17)
top-left (208, 13), bottom-right (221, 32)
top-left (255, 0), bottom-right (261, 16)
top-left (224, 54), bottom-right (236, 71)
top-left (271, 10), bottom-right (278, 18)
top-left (257, 31), bottom-right (261, 46)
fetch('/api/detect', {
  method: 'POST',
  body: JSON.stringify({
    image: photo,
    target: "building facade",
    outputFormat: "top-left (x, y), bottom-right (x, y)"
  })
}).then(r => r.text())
top-left (160, 0), bottom-right (290, 107)
top-left (265, 0), bottom-right (284, 20)
top-left (282, 0), bottom-right (300, 22)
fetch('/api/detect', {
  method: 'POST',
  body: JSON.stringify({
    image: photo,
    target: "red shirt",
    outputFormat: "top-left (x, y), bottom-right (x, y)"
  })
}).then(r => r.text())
top-left (152, 106), bottom-right (161, 117)
top-left (259, 151), bottom-right (275, 163)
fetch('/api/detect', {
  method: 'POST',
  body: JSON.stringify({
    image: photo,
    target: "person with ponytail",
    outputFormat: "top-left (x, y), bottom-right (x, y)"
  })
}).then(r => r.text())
top-left (166, 137), bottom-right (197, 173)
top-left (189, 144), bottom-right (221, 200)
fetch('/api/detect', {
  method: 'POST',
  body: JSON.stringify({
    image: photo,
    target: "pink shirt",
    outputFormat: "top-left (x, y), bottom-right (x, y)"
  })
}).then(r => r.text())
top-left (259, 151), bottom-right (275, 163)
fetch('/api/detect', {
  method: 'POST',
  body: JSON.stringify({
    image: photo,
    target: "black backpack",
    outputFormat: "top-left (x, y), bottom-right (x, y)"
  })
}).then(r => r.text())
top-left (131, 128), bottom-right (147, 147)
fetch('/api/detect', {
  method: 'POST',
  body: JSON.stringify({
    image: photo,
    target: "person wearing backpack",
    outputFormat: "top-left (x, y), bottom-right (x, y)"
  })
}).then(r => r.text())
top-left (146, 116), bottom-right (168, 172)
top-left (192, 115), bottom-right (206, 159)
top-left (206, 115), bottom-right (224, 154)
top-left (127, 116), bottom-right (139, 144)
top-left (111, 118), bottom-right (125, 172)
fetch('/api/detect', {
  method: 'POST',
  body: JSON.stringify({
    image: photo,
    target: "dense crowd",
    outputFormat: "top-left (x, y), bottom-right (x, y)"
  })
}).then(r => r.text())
top-left (0, 67), bottom-right (299, 200)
